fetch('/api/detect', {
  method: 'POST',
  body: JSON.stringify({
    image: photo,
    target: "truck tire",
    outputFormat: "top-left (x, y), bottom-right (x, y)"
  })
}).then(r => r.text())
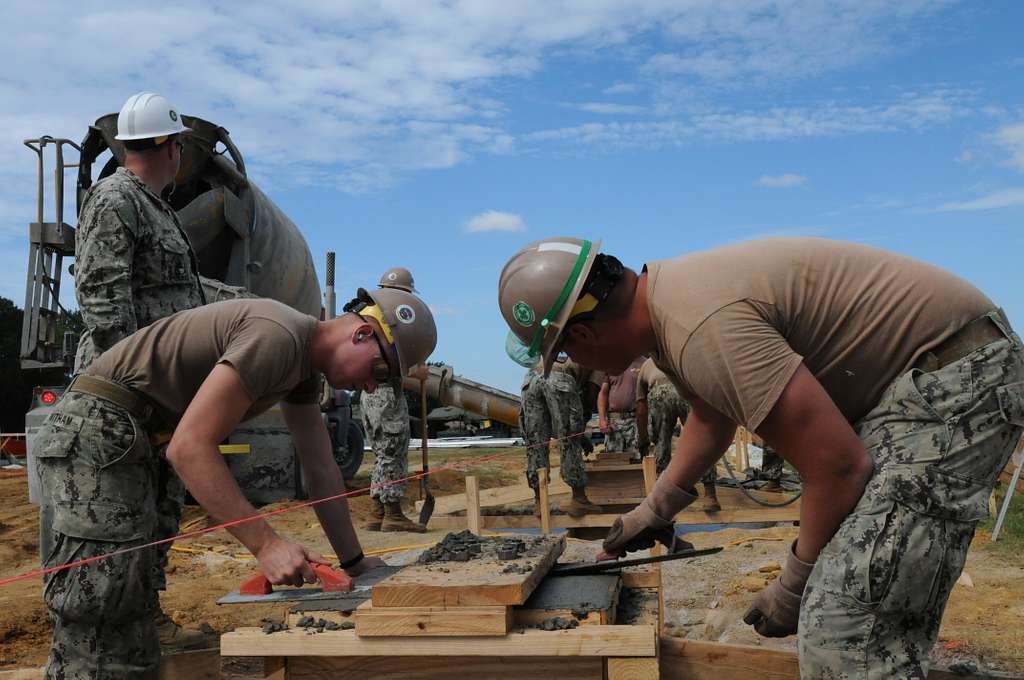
top-left (339, 421), bottom-right (364, 480)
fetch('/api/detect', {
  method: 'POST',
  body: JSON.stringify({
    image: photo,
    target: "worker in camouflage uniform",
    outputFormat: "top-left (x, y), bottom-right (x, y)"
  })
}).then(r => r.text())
top-left (359, 267), bottom-right (425, 533)
top-left (499, 237), bottom-right (1024, 679)
top-left (68, 92), bottom-right (209, 651)
top-left (636, 357), bottom-right (722, 510)
top-left (520, 357), bottom-right (598, 517)
top-left (598, 356), bottom-right (644, 455)
top-left (36, 291), bottom-right (435, 679)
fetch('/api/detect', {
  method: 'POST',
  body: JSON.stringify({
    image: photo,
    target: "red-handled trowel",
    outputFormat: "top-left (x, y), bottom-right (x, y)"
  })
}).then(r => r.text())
top-left (217, 562), bottom-right (356, 605)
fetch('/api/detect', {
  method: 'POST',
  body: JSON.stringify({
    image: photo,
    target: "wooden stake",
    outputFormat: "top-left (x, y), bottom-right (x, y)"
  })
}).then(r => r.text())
top-left (466, 475), bottom-right (481, 536)
top-left (538, 466), bottom-right (551, 536)
top-left (420, 378), bottom-right (429, 501)
top-left (640, 455), bottom-right (664, 634)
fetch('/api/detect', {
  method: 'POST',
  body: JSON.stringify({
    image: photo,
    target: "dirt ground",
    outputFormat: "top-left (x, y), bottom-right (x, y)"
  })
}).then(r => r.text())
top-left (1, 449), bottom-right (1022, 673)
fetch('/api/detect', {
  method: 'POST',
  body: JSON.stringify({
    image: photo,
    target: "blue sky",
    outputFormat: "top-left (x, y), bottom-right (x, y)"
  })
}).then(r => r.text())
top-left (1, 1), bottom-right (1022, 393)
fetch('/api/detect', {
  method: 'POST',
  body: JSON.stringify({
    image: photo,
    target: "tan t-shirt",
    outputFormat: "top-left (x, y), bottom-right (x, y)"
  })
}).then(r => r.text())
top-left (604, 356), bottom-right (645, 413)
top-left (646, 238), bottom-right (994, 429)
top-left (86, 298), bottom-right (321, 427)
top-left (636, 357), bottom-right (673, 402)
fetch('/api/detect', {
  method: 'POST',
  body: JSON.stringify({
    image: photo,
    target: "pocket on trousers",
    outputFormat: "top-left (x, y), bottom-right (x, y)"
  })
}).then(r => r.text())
top-left (34, 414), bottom-right (84, 459)
top-left (44, 502), bottom-right (155, 624)
top-left (997, 381), bottom-right (1024, 427)
top-left (76, 407), bottom-right (141, 469)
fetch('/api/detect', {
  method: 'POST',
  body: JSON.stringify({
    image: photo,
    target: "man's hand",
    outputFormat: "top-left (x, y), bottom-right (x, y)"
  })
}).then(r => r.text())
top-left (344, 555), bottom-right (388, 577)
top-left (598, 474), bottom-right (697, 559)
top-left (599, 418), bottom-right (611, 434)
top-left (255, 536), bottom-right (329, 587)
top-left (743, 540), bottom-right (814, 637)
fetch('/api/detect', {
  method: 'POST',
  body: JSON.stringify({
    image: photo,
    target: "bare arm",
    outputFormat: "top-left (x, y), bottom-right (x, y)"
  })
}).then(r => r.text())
top-left (598, 382), bottom-right (611, 432)
top-left (166, 364), bottom-right (323, 586)
top-left (281, 401), bottom-right (383, 575)
top-left (636, 398), bottom-right (649, 448)
top-left (755, 364), bottom-right (874, 562)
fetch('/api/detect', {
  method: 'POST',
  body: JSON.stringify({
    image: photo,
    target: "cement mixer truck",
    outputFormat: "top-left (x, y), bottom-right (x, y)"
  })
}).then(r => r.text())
top-left (20, 114), bottom-right (363, 503)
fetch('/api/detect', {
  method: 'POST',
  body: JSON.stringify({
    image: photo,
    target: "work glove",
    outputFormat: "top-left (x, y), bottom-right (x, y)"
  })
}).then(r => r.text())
top-left (743, 540), bottom-right (814, 638)
top-left (600, 474), bottom-right (697, 557)
top-left (638, 437), bottom-right (650, 457)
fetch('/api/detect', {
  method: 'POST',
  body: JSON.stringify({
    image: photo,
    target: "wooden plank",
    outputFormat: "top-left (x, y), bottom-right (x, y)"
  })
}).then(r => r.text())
top-left (415, 471), bottom-right (571, 515)
top-left (427, 503), bottom-right (800, 530)
top-left (371, 535), bottom-right (565, 608)
top-left (539, 466), bottom-right (552, 535)
top-left (585, 466), bottom-right (647, 505)
top-left (620, 569), bottom-right (660, 589)
top-left (658, 638), bottom-right (1024, 680)
top-left (287, 656), bottom-right (604, 679)
top-left (591, 451), bottom-right (634, 465)
top-left (221, 625), bottom-right (658, 658)
top-left (640, 456), bottom-right (664, 633)
top-left (158, 648), bottom-right (220, 679)
top-left (659, 638), bottom-right (798, 680)
top-left (466, 475), bottom-right (481, 536)
top-left (354, 601), bottom-right (511, 637)
top-left (606, 657), bottom-right (659, 680)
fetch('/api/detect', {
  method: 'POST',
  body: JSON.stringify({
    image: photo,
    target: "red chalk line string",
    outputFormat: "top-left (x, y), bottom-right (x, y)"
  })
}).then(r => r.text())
top-left (0, 430), bottom-right (591, 588)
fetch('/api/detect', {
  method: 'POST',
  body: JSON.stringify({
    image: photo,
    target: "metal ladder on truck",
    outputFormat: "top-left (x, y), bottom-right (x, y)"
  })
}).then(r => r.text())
top-left (21, 136), bottom-right (79, 370)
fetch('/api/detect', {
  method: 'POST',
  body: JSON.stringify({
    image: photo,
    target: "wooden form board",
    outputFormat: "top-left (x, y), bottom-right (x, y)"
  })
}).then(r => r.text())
top-left (220, 625), bottom-right (658, 658)
top-left (371, 535), bottom-right (566, 608)
top-left (415, 470), bottom-right (570, 515)
top-left (354, 601), bottom-right (512, 637)
top-left (0, 650), bottom-right (220, 680)
top-left (584, 464), bottom-right (647, 505)
top-left (656, 638), bottom-right (1024, 680)
top-left (607, 657), bottom-right (660, 680)
top-left (427, 499), bottom-right (800, 530)
top-left (284, 655), bottom-right (604, 679)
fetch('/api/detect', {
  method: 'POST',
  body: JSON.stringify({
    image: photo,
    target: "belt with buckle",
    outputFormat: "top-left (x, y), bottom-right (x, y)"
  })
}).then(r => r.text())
top-left (914, 313), bottom-right (1004, 373)
top-left (67, 374), bottom-right (170, 444)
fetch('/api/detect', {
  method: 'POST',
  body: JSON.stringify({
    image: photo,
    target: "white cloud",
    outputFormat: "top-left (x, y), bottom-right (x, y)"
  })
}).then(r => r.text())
top-left (525, 88), bottom-right (974, 148)
top-left (573, 102), bottom-right (646, 115)
top-left (463, 210), bottom-right (526, 234)
top-left (603, 82), bottom-right (639, 95)
top-left (429, 303), bottom-right (461, 317)
top-left (936, 188), bottom-right (1024, 212)
top-left (755, 173), bottom-right (807, 188)
top-left (993, 124), bottom-right (1024, 171)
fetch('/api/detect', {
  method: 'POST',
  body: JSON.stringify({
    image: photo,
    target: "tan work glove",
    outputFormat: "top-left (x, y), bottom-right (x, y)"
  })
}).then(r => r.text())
top-left (600, 474), bottom-right (697, 557)
top-left (743, 540), bottom-right (814, 637)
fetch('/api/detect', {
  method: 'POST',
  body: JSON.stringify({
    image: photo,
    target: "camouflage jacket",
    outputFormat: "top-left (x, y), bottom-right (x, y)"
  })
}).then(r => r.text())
top-left (74, 167), bottom-right (205, 371)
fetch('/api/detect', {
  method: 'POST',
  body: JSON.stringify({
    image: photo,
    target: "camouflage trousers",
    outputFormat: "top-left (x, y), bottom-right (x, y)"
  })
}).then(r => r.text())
top-left (800, 312), bottom-right (1024, 679)
top-left (35, 392), bottom-right (165, 679)
top-left (605, 411), bottom-right (639, 454)
top-left (647, 383), bottom-right (689, 474)
top-left (520, 372), bottom-right (587, 490)
top-left (361, 383), bottom-right (411, 504)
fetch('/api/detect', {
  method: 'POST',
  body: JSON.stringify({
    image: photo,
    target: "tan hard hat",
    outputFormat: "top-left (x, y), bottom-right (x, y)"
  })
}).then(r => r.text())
top-left (379, 267), bottom-right (416, 293)
top-left (498, 237), bottom-right (601, 376)
top-left (359, 287), bottom-right (437, 376)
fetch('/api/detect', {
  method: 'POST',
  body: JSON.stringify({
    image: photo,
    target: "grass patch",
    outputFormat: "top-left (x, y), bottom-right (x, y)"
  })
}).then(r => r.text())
top-left (978, 482), bottom-right (1024, 557)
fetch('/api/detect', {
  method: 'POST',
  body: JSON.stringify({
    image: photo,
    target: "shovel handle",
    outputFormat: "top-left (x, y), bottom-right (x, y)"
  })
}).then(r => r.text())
top-left (239, 562), bottom-right (353, 595)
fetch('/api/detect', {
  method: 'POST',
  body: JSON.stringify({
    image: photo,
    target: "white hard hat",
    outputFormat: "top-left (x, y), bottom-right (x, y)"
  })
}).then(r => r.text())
top-left (115, 92), bottom-right (191, 141)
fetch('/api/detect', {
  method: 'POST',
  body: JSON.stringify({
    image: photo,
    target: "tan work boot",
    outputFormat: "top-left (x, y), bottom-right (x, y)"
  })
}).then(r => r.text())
top-left (381, 501), bottom-right (427, 533)
top-left (154, 608), bottom-right (209, 652)
top-left (564, 487), bottom-right (601, 518)
top-left (363, 497), bottom-right (385, 531)
top-left (702, 483), bottom-right (721, 512)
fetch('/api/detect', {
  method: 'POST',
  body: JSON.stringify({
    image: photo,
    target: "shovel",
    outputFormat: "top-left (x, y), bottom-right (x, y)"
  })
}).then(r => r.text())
top-left (417, 377), bottom-right (435, 524)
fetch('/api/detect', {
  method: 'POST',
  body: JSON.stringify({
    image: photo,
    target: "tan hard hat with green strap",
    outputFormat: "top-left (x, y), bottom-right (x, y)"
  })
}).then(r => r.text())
top-left (498, 237), bottom-right (601, 376)
top-left (379, 267), bottom-right (416, 293)
top-left (356, 287), bottom-right (437, 376)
